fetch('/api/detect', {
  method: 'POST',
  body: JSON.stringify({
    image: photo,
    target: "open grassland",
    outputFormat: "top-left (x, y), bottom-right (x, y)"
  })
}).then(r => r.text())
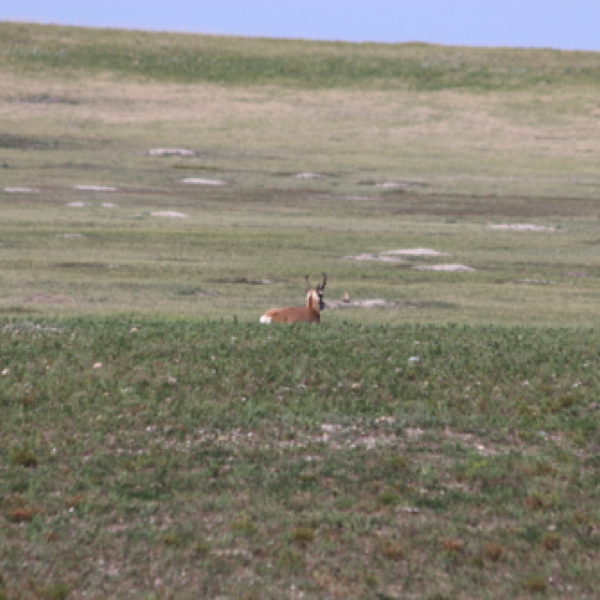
top-left (2, 320), bottom-right (600, 599)
top-left (1, 22), bottom-right (600, 599)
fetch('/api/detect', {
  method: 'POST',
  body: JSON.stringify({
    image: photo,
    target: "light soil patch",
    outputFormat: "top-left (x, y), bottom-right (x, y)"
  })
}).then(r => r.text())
top-left (4, 187), bottom-right (39, 193)
top-left (151, 211), bottom-right (188, 218)
top-left (295, 172), bottom-right (322, 179)
top-left (56, 234), bottom-right (85, 238)
top-left (102, 203), bottom-right (118, 208)
top-left (343, 254), bottom-right (405, 262)
top-left (182, 178), bottom-right (226, 186)
top-left (22, 294), bottom-right (75, 304)
top-left (413, 264), bottom-right (475, 272)
top-left (382, 248), bottom-right (448, 256)
top-left (67, 202), bottom-right (88, 208)
top-left (74, 185), bottom-right (119, 192)
top-left (488, 224), bottom-right (555, 231)
top-left (149, 148), bottom-right (194, 156)
top-left (375, 182), bottom-right (407, 188)
top-left (327, 299), bottom-right (398, 308)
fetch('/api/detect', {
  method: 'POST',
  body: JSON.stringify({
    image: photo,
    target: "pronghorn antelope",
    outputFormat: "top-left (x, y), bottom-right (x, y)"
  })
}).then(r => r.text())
top-left (260, 274), bottom-right (327, 324)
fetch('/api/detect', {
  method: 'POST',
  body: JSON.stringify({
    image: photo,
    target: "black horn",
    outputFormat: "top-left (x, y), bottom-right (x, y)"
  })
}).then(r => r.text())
top-left (317, 273), bottom-right (327, 292)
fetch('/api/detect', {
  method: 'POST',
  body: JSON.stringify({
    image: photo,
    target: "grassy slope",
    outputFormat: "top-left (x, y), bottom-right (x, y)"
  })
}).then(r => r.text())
top-left (2, 22), bottom-right (600, 90)
top-left (1, 22), bottom-right (600, 599)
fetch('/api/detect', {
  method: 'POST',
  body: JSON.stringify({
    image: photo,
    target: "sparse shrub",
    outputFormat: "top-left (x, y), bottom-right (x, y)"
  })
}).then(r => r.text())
top-left (8, 507), bottom-right (39, 522)
top-left (230, 516), bottom-right (257, 536)
top-left (483, 542), bottom-right (504, 562)
top-left (377, 490), bottom-right (399, 506)
top-left (386, 456), bottom-right (409, 472)
top-left (522, 574), bottom-right (547, 594)
top-left (525, 461), bottom-right (555, 477)
top-left (379, 539), bottom-right (405, 561)
top-left (525, 491), bottom-right (555, 511)
top-left (541, 533), bottom-right (561, 551)
top-left (193, 540), bottom-right (210, 556)
top-left (9, 447), bottom-right (38, 468)
top-left (278, 549), bottom-right (305, 572)
top-left (290, 527), bottom-right (314, 544)
top-left (162, 532), bottom-right (178, 547)
top-left (42, 583), bottom-right (70, 600)
top-left (441, 538), bottom-right (464, 552)
top-left (64, 494), bottom-right (86, 510)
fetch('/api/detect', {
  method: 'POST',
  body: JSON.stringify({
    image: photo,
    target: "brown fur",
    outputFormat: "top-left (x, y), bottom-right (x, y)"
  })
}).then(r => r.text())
top-left (260, 274), bottom-right (326, 324)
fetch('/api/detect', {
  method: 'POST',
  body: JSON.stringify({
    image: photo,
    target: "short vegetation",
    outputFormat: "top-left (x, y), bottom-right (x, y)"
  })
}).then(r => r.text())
top-left (1, 320), bottom-right (600, 598)
top-left (1, 21), bottom-right (600, 599)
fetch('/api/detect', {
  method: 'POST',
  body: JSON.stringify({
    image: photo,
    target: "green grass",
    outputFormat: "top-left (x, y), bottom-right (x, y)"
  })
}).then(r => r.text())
top-left (1, 319), bottom-right (600, 598)
top-left (2, 22), bottom-right (600, 90)
top-left (2, 21), bottom-right (600, 599)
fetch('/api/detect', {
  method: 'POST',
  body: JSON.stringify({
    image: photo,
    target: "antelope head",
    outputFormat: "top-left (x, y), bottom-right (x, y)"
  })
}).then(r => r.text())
top-left (305, 273), bottom-right (327, 312)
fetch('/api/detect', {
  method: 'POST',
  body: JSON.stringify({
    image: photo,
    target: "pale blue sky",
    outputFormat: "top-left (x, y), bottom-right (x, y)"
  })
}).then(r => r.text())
top-left (2, 1), bottom-right (599, 52)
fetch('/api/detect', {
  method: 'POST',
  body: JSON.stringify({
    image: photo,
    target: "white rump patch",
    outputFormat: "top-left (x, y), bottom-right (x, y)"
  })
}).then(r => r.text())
top-left (182, 178), bottom-right (227, 186)
top-left (151, 211), bottom-right (188, 218)
top-left (488, 224), bottom-right (555, 232)
top-left (413, 264), bottom-right (475, 272)
top-left (382, 248), bottom-right (448, 256)
top-left (149, 148), bottom-right (195, 156)
top-left (259, 315), bottom-right (272, 324)
top-left (74, 185), bottom-right (119, 192)
top-left (4, 187), bottom-right (39, 193)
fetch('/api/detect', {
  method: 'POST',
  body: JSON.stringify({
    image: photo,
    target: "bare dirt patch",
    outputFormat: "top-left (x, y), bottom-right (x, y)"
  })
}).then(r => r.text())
top-left (326, 299), bottom-right (398, 309)
top-left (382, 248), bottom-right (448, 256)
top-left (343, 254), bottom-right (405, 262)
top-left (181, 178), bottom-right (226, 186)
top-left (294, 172), bottom-right (322, 180)
top-left (488, 223), bottom-right (555, 231)
top-left (151, 211), bottom-right (188, 218)
top-left (413, 264), bottom-right (475, 272)
top-left (74, 185), bottom-right (119, 192)
top-left (4, 187), bottom-right (40, 193)
top-left (149, 148), bottom-right (194, 156)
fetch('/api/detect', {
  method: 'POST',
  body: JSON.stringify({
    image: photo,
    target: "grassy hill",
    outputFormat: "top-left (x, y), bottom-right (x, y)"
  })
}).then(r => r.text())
top-left (2, 22), bottom-right (600, 90)
top-left (1, 22), bottom-right (600, 599)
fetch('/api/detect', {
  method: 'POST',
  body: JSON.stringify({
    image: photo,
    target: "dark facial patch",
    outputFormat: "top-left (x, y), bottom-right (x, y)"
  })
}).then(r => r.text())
top-left (318, 292), bottom-right (326, 311)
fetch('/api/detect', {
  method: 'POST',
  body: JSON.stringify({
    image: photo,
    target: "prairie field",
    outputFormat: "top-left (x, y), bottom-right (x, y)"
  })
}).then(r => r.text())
top-left (1, 22), bottom-right (600, 599)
